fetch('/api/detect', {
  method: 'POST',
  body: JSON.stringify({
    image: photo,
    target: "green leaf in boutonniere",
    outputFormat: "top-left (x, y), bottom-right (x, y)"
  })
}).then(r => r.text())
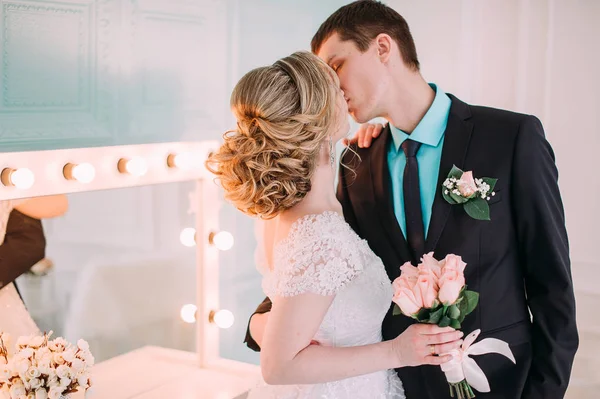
top-left (442, 165), bottom-right (498, 221)
top-left (464, 197), bottom-right (490, 221)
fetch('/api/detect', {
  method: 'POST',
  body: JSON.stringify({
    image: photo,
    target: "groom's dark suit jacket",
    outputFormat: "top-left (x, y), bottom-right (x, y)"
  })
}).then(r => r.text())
top-left (244, 94), bottom-right (578, 399)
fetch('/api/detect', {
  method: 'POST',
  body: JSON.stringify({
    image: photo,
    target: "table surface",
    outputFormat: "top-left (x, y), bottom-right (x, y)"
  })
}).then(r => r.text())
top-left (90, 346), bottom-right (261, 399)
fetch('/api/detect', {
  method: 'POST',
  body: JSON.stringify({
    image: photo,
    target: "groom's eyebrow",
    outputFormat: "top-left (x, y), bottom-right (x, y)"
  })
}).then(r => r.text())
top-left (326, 55), bottom-right (337, 66)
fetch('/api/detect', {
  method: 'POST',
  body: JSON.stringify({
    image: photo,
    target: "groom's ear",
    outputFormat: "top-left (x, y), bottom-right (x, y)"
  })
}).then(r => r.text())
top-left (374, 34), bottom-right (393, 64)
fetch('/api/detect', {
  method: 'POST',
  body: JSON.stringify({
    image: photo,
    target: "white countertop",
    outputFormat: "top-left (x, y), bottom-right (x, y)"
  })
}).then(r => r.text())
top-left (90, 346), bottom-right (261, 399)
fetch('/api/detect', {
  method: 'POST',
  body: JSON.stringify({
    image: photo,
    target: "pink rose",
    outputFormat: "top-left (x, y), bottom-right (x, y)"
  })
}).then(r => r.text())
top-left (438, 269), bottom-right (466, 305)
top-left (415, 273), bottom-right (439, 309)
top-left (399, 261), bottom-right (419, 280)
top-left (441, 254), bottom-right (467, 274)
top-left (418, 252), bottom-right (442, 280)
top-left (392, 278), bottom-right (423, 316)
top-left (457, 171), bottom-right (477, 197)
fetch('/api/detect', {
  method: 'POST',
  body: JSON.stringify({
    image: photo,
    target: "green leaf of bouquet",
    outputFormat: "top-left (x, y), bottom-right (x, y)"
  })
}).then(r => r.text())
top-left (393, 304), bottom-right (403, 316)
top-left (448, 304), bottom-right (461, 319)
top-left (416, 308), bottom-right (431, 322)
top-left (463, 197), bottom-right (490, 220)
top-left (428, 307), bottom-right (445, 324)
top-left (439, 316), bottom-right (452, 328)
top-left (450, 319), bottom-right (462, 330)
top-left (462, 290), bottom-right (479, 316)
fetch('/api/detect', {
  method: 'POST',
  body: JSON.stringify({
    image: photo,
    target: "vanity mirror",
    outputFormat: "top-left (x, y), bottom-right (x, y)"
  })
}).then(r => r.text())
top-left (0, 142), bottom-right (261, 399)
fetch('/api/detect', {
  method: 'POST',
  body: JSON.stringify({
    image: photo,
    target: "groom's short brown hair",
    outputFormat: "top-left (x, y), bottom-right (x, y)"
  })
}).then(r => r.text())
top-left (311, 0), bottom-right (420, 71)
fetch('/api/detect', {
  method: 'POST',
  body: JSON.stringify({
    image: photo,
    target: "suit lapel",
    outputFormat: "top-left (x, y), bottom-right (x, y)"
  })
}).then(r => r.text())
top-left (369, 124), bottom-right (412, 263)
top-left (425, 95), bottom-right (474, 253)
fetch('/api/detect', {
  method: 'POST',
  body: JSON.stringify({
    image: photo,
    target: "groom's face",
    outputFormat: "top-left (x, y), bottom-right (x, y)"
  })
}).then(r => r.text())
top-left (317, 33), bottom-right (388, 124)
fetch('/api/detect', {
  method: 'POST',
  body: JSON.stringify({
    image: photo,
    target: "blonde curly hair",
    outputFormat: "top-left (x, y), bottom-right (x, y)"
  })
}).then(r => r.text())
top-left (206, 51), bottom-right (341, 219)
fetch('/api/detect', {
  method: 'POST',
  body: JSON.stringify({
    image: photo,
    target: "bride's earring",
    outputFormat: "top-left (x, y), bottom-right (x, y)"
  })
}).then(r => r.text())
top-left (329, 137), bottom-right (335, 168)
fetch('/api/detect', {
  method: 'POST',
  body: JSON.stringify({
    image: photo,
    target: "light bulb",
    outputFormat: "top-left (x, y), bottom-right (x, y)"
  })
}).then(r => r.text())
top-left (180, 227), bottom-right (196, 247)
top-left (64, 163), bottom-right (96, 183)
top-left (118, 157), bottom-right (148, 177)
top-left (209, 231), bottom-right (234, 251)
top-left (1, 168), bottom-right (34, 189)
top-left (180, 304), bottom-right (197, 324)
top-left (209, 309), bottom-right (234, 329)
top-left (167, 152), bottom-right (195, 170)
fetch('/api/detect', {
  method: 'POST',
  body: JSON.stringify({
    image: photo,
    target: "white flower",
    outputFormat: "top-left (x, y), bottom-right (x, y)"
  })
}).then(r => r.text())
top-left (35, 389), bottom-right (48, 399)
top-left (76, 340), bottom-right (89, 353)
top-left (70, 359), bottom-right (84, 375)
top-left (29, 336), bottom-right (45, 349)
top-left (48, 339), bottom-right (67, 353)
top-left (16, 336), bottom-right (32, 348)
top-left (14, 359), bottom-right (30, 376)
top-left (46, 376), bottom-right (59, 389)
top-left (77, 374), bottom-right (89, 389)
top-left (0, 364), bottom-right (11, 382)
top-left (47, 386), bottom-right (63, 399)
top-left (29, 377), bottom-right (42, 390)
top-left (35, 348), bottom-right (51, 360)
top-left (17, 348), bottom-right (34, 360)
top-left (36, 355), bottom-right (52, 370)
top-left (55, 365), bottom-right (70, 380)
top-left (59, 377), bottom-right (71, 388)
top-left (0, 386), bottom-right (10, 399)
top-left (9, 380), bottom-right (26, 398)
top-left (61, 350), bottom-right (75, 364)
top-left (26, 366), bottom-right (41, 380)
top-left (27, 392), bottom-right (36, 399)
top-left (0, 357), bottom-right (6, 366)
top-left (76, 351), bottom-right (94, 367)
top-left (52, 353), bottom-right (65, 366)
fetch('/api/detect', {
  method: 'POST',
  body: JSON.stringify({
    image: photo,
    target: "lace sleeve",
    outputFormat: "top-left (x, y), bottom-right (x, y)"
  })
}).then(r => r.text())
top-left (264, 233), bottom-right (364, 297)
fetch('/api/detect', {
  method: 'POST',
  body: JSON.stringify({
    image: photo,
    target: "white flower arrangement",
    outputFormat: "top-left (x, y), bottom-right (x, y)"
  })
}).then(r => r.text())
top-left (0, 331), bottom-right (93, 399)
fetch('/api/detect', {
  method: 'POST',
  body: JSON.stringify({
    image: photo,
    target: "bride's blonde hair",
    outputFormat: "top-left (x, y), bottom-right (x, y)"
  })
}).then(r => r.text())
top-left (206, 51), bottom-right (340, 219)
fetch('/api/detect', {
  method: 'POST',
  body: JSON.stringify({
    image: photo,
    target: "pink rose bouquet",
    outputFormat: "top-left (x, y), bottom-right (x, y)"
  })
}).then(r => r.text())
top-left (392, 253), bottom-right (514, 399)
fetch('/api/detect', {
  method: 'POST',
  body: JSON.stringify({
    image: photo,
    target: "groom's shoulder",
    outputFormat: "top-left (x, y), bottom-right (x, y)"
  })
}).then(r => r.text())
top-left (450, 94), bottom-right (529, 124)
top-left (451, 93), bottom-right (538, 129)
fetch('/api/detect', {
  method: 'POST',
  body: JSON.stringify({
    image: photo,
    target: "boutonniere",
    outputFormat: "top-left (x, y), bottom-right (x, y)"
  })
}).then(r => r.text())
top-left (442, 165), bottom-right (497, 221)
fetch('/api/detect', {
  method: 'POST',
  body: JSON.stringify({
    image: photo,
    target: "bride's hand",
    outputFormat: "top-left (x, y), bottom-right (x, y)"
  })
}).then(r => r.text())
top-left (391, 324), bottom-right (464, 367)
top-left (342, 122), bottom-right (386, 148)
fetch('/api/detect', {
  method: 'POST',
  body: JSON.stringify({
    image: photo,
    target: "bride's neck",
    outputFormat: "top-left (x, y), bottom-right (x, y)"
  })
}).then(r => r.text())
top-left (283, 149), bottom-right (341, 221)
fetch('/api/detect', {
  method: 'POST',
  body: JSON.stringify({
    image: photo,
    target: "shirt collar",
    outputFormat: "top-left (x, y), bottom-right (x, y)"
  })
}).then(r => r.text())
top-left (390, 83), bottom-right (450, 151)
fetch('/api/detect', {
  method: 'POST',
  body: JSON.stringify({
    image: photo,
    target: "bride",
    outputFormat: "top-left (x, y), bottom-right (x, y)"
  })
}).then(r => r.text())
top-left (0, 196), bottom-right (68, 338)
top-left (206, 51), bottom-right (463, 398)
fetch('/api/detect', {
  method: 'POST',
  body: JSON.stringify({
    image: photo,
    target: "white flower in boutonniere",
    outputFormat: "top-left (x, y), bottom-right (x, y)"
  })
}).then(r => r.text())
top-left (442, 165), bottom-right (498, 221)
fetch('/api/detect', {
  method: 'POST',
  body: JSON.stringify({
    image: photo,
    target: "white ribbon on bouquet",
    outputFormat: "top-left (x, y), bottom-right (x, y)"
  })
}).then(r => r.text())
top-left (440, 329), bottom-right (516, 393)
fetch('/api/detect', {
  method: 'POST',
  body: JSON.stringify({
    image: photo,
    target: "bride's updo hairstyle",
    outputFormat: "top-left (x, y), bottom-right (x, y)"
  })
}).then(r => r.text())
top-left (206, 51), bottom-right (340, 219)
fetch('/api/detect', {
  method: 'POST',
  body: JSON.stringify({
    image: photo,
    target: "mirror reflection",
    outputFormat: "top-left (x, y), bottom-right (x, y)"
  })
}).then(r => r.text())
top-left (1, 182), bottom-right (201, 363)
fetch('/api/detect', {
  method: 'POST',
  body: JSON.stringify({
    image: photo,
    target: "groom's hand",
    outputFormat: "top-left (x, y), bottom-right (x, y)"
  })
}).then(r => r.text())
top-left (343, 122), bottom-right (385, 148)
top-left (392, 324), bottom-right (464, 367)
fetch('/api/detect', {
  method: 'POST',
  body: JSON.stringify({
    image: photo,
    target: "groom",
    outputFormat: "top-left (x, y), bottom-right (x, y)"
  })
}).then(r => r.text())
top-left (244, 1), bottom-right (578, 398)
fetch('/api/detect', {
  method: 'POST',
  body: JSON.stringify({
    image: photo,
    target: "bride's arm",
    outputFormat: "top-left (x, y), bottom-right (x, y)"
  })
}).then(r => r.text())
top-left (261, 292), bottom-right (461, 385)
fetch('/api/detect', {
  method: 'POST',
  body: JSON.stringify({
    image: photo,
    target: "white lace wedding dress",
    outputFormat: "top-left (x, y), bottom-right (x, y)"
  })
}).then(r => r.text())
top-left (0, 200), bottom-right (41, 338)
top-left (247, 211), bottom-right (405, 399)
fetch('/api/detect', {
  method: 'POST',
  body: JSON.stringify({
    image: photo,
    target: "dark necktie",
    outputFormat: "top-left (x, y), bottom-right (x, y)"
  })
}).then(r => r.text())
top-left (402, 139), bottom-right (425, 262)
